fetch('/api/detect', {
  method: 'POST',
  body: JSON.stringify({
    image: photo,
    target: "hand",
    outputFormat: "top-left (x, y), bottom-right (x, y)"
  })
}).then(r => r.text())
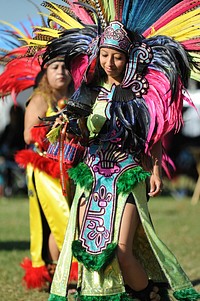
top-left (52, 116), bottom-right (64, 129)
top-left (65, 132), bottom-right (79, 143)
top-left (148, 174), bottom-right (163, 197)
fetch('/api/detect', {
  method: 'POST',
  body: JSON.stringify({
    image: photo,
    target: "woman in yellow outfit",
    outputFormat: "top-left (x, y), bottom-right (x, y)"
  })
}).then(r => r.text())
top-left (16, 57), bottom-right (78, 290)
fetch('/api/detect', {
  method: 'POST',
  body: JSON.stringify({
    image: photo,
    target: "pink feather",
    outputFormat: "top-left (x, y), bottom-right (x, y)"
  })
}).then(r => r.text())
top-left (143, 69), bottom-right (187, 152)
top-left (70, 54), bottom-right (89, 90)
top-left (68, 1), bottom-right (95, 25)
top-left (142, 68), bottom-right (195, 178)
top-left (182, 39), bottom-right (200, 51)
top-left (143, 0), bottom-right (200, 37)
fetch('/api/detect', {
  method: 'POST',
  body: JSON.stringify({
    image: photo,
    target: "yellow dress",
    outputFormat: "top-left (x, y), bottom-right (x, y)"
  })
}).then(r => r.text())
top-left (18, 102), bottom-right (76, 289)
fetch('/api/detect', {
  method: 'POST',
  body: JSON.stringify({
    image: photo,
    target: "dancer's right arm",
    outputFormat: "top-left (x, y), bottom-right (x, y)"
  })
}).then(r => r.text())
top-left (24, 94), bottom-right (48, 145)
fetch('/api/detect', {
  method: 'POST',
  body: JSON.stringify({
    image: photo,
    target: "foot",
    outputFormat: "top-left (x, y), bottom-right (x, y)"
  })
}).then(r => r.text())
top-left (47, 263), bottom-right (57, 278)
top-left (125, 281), bottom-right (161, 301)
top-left (149, 285), bottom-right (160, 301)
top-left (67, 283), bottom-right (78, 296)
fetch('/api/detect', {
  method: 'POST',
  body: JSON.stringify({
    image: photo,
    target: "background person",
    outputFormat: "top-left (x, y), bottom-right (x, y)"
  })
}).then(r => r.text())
top-left (0, 104), bottom-right (25, 197)
top-left (16, 58), bottom-right (78, 290)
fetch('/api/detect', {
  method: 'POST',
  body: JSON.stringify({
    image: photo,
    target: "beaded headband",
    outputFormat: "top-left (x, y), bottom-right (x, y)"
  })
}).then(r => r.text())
top-left (45, 55), bottom-right (65, 66)
top-left (100, 21), bottom-right (132, 53)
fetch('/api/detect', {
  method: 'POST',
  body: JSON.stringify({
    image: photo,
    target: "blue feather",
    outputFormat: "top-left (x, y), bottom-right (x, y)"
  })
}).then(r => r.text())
top-left (122, 0), bottom-right (182, 34)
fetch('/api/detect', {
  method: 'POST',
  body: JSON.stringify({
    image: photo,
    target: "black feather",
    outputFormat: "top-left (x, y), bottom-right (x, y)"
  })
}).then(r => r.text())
top-left (42, 25), bottom-right (98, 67)
top-left (145, 35), bottom-right (190, 102)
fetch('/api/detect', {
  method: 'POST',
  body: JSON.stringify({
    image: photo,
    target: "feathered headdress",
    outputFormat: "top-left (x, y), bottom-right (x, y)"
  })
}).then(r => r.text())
top-left (36, 1), bottom-right (199, 152)
top-left (1, 0), bottom-right (200, 153)
top-left (0, 0), bottom-right (66, 102)
top-left (0, 13), bottom-right (47, 102)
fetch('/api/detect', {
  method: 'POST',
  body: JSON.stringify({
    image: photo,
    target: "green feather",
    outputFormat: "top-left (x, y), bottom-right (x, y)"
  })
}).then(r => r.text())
top-left (68, 164), bottom-right (150, 195)
top-left (117, 166), bottom-right (150, 195)
top-left (72, 240), bottom-right (117, 271)
top-left (68, 162), bottom-right (93, 191)
top-left (48, 294), bottom-right (66, 301)
top-left (46, 125), bottom-right (62, 144)
top-left (173, 288), bottom-right (200, 301)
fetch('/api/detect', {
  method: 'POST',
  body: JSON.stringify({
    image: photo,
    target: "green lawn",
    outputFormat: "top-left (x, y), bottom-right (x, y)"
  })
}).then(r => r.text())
top-left (0, 195), bottom-right (199, 301)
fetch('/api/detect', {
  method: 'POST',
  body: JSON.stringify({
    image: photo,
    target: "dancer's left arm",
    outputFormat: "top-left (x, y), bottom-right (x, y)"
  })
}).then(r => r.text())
top-left (148, 141), bottom-right (163, 197)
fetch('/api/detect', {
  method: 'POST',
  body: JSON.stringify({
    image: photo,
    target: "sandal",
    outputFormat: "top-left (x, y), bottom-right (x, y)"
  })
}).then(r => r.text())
top-left (46, 261), bottom-right (58, 279)
top-left (125, 280), bottom-right (160, 301)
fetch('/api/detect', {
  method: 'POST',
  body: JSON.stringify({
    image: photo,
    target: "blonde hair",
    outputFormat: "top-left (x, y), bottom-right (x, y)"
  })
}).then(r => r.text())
top-left (35, 71), bottom-right (57, 107)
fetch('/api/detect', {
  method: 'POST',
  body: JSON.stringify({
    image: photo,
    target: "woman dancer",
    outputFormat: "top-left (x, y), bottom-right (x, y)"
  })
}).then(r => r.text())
top-left (15, 57), bottom-right (79, 290)
top-left (39, 1), bottom-right (200, 300)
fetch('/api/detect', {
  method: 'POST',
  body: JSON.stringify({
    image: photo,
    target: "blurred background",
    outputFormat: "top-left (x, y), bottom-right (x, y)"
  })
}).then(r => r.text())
top-left (0, 0), bottom-right (48, 197)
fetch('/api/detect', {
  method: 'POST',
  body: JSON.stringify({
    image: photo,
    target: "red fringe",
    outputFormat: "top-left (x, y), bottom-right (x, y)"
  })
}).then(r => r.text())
top-left (30, 126), bottom-right (50, 151)
top-left (69, 261), bottom-right (78, 282)
top-left (15, 149), bottom-right (72, 179)
top-left (20, 257), bottom-right (52, 289)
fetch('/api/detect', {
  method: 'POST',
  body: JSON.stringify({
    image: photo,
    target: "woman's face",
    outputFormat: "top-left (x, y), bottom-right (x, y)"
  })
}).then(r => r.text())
top-left (46, 61), bottom-right (71, 91)
top-left (99, 48), bottom-right (127, 83)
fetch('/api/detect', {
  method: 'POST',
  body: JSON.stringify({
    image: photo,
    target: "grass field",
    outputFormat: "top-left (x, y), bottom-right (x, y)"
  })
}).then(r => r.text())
top-left (0, 195), bottom-right (200, 301)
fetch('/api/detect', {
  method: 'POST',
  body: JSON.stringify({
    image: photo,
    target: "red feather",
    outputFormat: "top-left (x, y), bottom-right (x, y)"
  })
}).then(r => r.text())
top-left (15, 149), bottom-right (61, 178)
top-left (0, 52), bottom-right (41, 102)
top-left (20, 257), bottom-right (52, 289)
top-left (30, 126), bottom-right (50, 151)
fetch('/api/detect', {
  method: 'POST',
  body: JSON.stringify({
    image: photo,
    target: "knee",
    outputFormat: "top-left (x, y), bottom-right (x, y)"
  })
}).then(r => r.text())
top-left (117, 243), bottom-right (132, 268)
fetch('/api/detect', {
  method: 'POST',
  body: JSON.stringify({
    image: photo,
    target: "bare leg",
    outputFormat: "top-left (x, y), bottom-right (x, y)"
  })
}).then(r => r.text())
top-left (46, 233), bottom-right (59, 279)
top-left (48, 232), bottom-right (60, 262)
top-left (79, 198), bottom-right (149, 290)
top-left (118, 203), bottom-right (148, 290)
top-left (79, 196), bottom-right (87, 228)
top-left (118, 203), bottom-right (160, 301)
top-left (79, 196), bottom-right (160, 300)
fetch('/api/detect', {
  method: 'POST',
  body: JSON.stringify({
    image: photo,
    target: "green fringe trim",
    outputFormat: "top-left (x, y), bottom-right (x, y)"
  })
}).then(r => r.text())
top-left (68, 163), bottom-right (150, 196)
top-left (77, 292), bottom-right (133, 301)
top-left (173, 288), bottom-right (200, 301)
top-left (68, 163), bottom-right (93, 191)
top-left (48, 294), bottom-right (67, 301)
top-left (72, 240), bottom-right (117, 271)
top-left (117, 166), bottom-right (150, 195)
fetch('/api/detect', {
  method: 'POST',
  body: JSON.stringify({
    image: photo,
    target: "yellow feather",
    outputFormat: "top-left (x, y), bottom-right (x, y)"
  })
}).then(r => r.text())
top-left (47, 15), bottom-right (78, 30)
top-left (146, 9), bottom-right (200, 39)
top-left (191, 70), bottom-right (200, 82)
top-left (33, 30), bottom-right (60, 38)
top-left (20, 27), bottom-right (60, 47)
top-left (42, 2), bottom-right (83, 29)
top-left (0, 20), bottom-right (31, 40)
top-left (33, 26), bottom-right (60, 36)
top-left (25, 39), bottom-right (48, 46)
top-left (188, 52), bottom-right (200, 81)
top-left (166, 24), bottom-right (200, 41)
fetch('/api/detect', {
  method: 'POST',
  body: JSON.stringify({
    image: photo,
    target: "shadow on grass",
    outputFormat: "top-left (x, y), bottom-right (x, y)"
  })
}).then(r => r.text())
top-left (192, 279), bottom-right (200, 287)
top-left (0, 240), bottom-right (30, 251)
